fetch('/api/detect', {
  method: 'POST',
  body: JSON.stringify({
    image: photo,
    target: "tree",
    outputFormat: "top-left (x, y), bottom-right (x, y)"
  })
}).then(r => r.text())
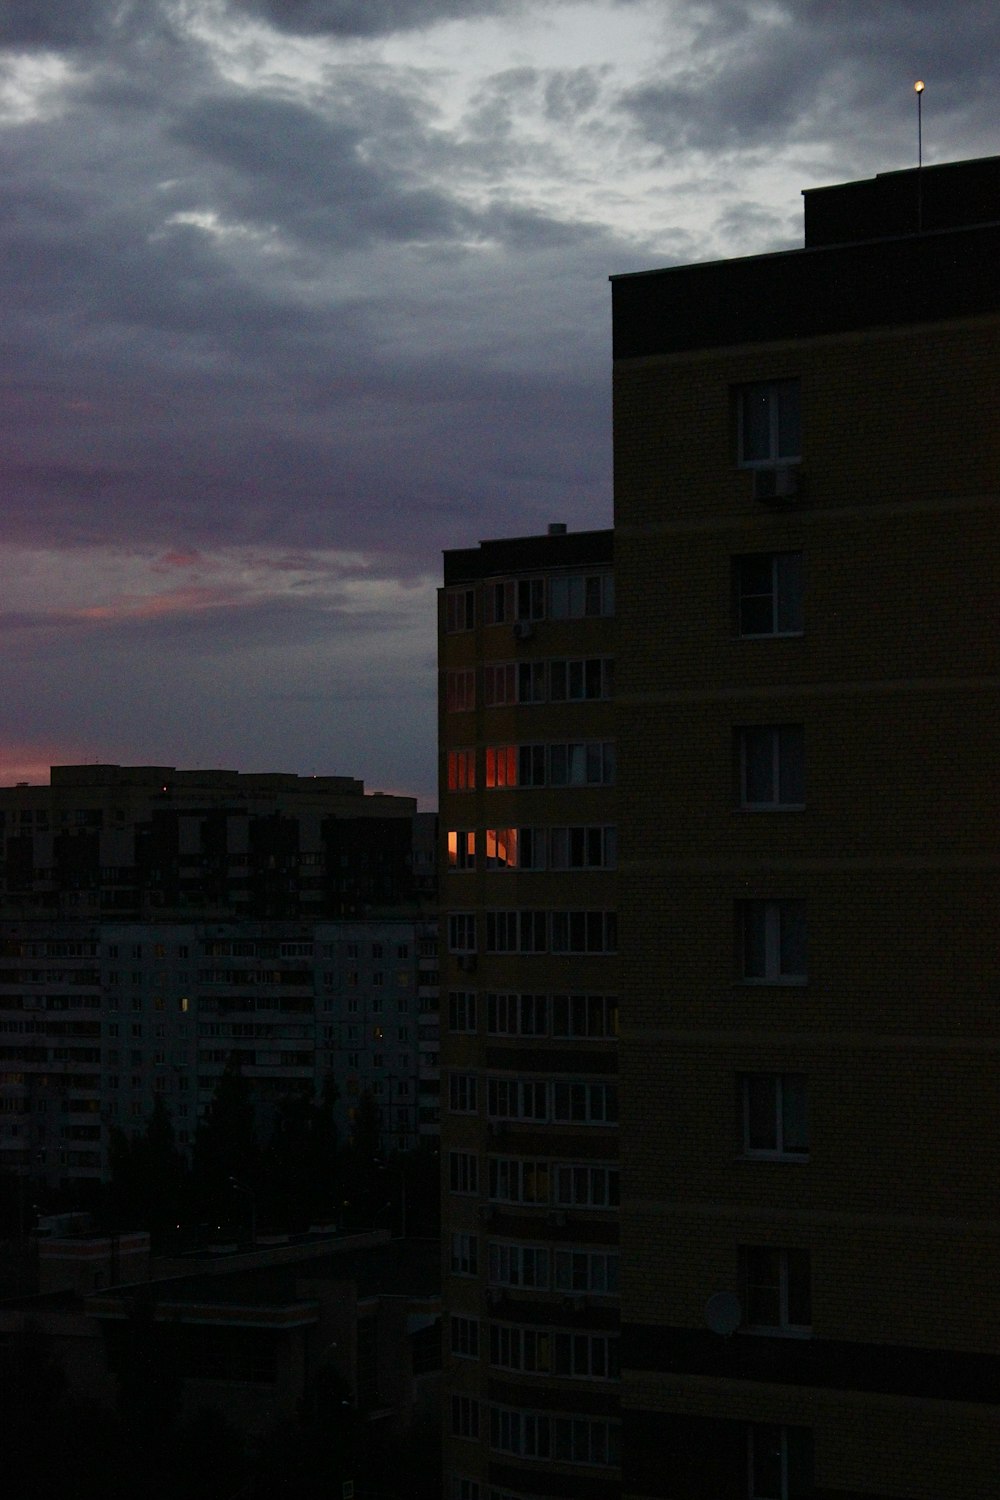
top-left (190, 1053), bottom-right (259, 1234)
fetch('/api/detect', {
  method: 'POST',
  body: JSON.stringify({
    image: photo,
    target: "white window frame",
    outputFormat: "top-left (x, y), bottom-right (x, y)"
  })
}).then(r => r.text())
top-left (737, 379), bottom-right (801, 467)
top-left (738, 726), bottom-right (805, 810)
top-left (741, 1073), bottom-right (809, 1160)
top-left (735, 552), bottom-right (803, 639)
top-left (738, 899), bottom-right (806, 984)
top-left (741, 1246), bottom-right (812, 1336)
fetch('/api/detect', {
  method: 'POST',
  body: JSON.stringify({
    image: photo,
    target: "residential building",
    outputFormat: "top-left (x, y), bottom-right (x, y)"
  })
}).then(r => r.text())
top-left (0, 763), bottom-right (417, 920)
top-left (439, 527), bottom-right (620, 1500)
top-left (612, 156), bottom-right (1000, 1498)
top-left (0, 915), bottom-right (437, 1190)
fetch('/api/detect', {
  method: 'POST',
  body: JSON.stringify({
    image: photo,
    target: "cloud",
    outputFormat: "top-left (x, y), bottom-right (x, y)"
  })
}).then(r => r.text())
top-left (226, 0), bottom-right (523, 40)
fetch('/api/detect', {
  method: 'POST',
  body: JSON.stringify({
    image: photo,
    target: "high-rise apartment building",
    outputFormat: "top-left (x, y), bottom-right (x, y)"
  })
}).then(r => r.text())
top-left (439, 528), bottom-right (620, 1500)
top-left (612, 156), bottom-right (1000, 1498)
top-left (0, 765), bottom-right (440, 1194)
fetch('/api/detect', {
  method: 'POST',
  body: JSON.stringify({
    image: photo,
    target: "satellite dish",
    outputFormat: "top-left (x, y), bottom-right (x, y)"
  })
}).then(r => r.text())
top-left (705, 1291), bottom-right (742, 1337)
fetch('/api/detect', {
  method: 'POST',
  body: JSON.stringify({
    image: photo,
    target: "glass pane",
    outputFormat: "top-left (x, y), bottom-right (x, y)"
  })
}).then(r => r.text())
top-left (750, 1425), bottom-right (784, 1498)
top-left (775, 552), bottom-right (803, 633)
top-left (779, 902), bottom-right (807, 978)
top-left (786, 1249), bottom-right (811, 1325)
top-left (746, 1074), bottom-right (778, 1151)
top-left (778, 725), bottom-right (805, 804)
top-left (743, 727), bottom-right (775, 803)
top-left (741, 386), bottom-right (773, 462)
top-left (776, 380), bottom-right (801, 458)
top-left (781, 1074), bottom-right (809, 1153)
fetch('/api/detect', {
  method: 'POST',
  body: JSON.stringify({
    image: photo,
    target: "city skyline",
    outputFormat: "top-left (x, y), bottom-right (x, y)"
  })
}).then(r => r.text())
top-left (2, 0), bottom-right (998, 807)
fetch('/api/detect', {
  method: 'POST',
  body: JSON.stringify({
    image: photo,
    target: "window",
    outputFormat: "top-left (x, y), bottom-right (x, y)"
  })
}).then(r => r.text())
top-left (552, 1080), bottom-right (618, 1125)
top-left (551, 994), bottom-right (618, 1039)
top-left (550, 910), bottom-right (617, 954)
top-left (553, 1164), bottom-right (619, 1208)
top-left (747, 1425), bottom-right (813, 1499)
top-left (549, 741), bottom-right (615, 786)
top-left (447, 830), bottom-right (476, 871)
top-left (485, 744), bottom-right (518, 788)
top-left (445, 670), bottom-right (475, 712)
top-left (738, 900), bottom-right (806, 983)
top-left (741, 1074), bottom-right (809, 1159)
top-left (488, 1241), bottom-right (549, 1289)
top-left (487, 993), bottom-right (548, 1037)
top-left (447, 913), bottom-right (476, 953)
top-left (554, 1248), bottom-right (619, 1295)
top-left (735, 553), bottom-right (803, 637)
top-left (484, 661), bottom-right (546, 706)
top-left (741, 1247), bottom-right (811, 1333)
top-left (445, 587), bottom-right (474, 633)
top-left (738, 726), bottom-right (805, 809)
top-left (488, 1078), bottom-right (548, 1123)
top-left (448, 1073), bottom-right (478, 1114)
top-left (485, 827), bottom-right (545, 871)
top-left (449, 1150), bottom-right (479, 1195)
top-left (489, 1324), bottom-right (552, 1375)
top-left (451, 1395), bottom-right (480, 1439)
top-left (450, 1315), bottom-right (480, 1358)
top-left (549, 657), bottom-right (614, 701)
top-left (450, 1232), bottom-right (478, 1276)
top-left (553, 1331), bottom-right (619, 1380)
top-left (485, 910), bottom-right (547, 954)
top-left (450, 1478), bottom-right (480, 1500)
top-left (448, 992), bottom-right (477, 1033)
top-left (489, 1158), bottom-right (550, 1205)
top-left (549, 826), bottom-right (617, 870)
top-left (549, 572), bottom-right (614, 618)
top-left (738, 379), bottom-right (800, 466)
top-left (447, 748), bottom-right (476, 791)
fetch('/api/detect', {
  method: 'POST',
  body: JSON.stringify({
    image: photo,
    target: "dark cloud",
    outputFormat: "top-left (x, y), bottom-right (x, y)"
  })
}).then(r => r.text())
top-left (228, 0), bottom-right (520, 40)
top-left (0, 0), bottom-right (175, 50)
top-left (620, 0), bottom-right (1000, 166)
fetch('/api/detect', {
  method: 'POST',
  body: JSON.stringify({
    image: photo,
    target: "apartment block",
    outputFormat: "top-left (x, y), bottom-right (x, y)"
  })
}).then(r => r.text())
top-left (612, 157), bottom-right (1000, 1498)
top-left (439, 528), bottom-right (620, 1500)
top-left (0, 916), bottom-right (438, 1191)
top-left (0, 763), bottom-right (417, 920)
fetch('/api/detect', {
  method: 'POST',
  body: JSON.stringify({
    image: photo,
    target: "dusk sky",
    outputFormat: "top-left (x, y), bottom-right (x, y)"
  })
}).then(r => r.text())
top-left (2, 1), bottom-right (997, 807)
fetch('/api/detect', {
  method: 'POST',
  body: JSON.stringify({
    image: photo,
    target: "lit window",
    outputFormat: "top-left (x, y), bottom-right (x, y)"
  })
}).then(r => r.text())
top-left (738, 900), bottom-right (806, 983)
top-left (447, 749), bottom-right (476, 791)
top-left (447, 830), bottom-right (476, 871)
top-left (737, 726), bottom-right (804, 808)
top-left (741, 1074), bottom-right (809, 1159)
top-left (738, 379), bottom-right (800, 466)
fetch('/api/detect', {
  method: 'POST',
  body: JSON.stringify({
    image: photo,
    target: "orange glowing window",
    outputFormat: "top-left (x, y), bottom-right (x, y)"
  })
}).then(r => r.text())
top-left (447, 830), bottom-right (476, 871)
top-left (485, 745), bottom-right (517, 788)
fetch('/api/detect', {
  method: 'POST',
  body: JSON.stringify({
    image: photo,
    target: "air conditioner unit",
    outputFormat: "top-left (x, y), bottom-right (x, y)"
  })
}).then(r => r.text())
top-left (478, 1204), bottom-right (496, 1224)
top-left (753, 465), bottom-right (800, 503)
top-left (512, 620), bottom-right (535, 641)
top-left (487, 1287), bottom-right (502, 1306)
top-left (547, 1210), bottom-right (566, 1227)
top-left (562, 1295), bottom-right (586, 1312)
top-left (457, 954), bottom-right (477, 973)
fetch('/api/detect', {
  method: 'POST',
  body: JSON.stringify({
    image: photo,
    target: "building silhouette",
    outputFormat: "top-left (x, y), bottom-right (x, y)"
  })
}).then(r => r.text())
top-left (612, 155), bottom-right (1000, 1499)
top-left (439, 528), bottom-right (619, 1499)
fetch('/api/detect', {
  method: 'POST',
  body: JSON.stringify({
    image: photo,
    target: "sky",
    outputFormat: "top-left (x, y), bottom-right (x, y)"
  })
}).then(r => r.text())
top-left (2, 1), bottom-right (997, 807)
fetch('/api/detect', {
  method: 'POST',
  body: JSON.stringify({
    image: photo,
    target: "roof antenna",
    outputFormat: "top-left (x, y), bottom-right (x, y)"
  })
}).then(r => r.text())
top-left (914, 80), bottom-right (925, 231)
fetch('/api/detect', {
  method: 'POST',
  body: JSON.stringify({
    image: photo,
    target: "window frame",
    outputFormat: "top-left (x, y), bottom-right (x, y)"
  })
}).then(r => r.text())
top-left (741, 1246), bottom-right (812, 1336)
top-left (737, 725), bottom-right (805, 810)
top-left (737, 379), bottom-right (801, 468)
top-left (737, 899), bottom-right (806, 985)
top-left (734, 552), bottom-right (803, 639)
top-left (741, 1073), bottom-right (809, 1161)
